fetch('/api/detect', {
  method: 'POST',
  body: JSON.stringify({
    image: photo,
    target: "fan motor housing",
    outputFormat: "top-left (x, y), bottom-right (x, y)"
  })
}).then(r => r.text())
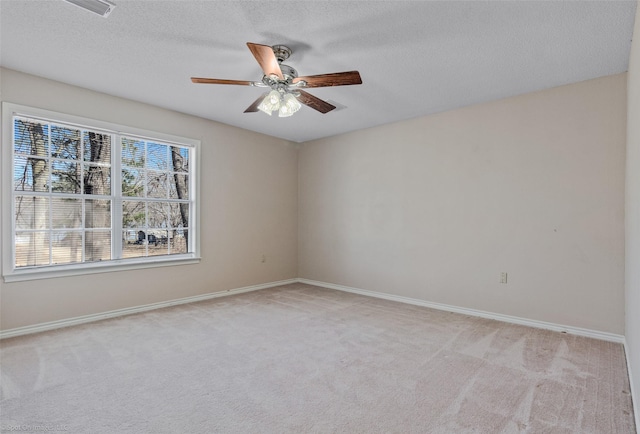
top-left (262, 64), bottom-right (298, 88)
top-left (279, 64), bottom-right (298, 80)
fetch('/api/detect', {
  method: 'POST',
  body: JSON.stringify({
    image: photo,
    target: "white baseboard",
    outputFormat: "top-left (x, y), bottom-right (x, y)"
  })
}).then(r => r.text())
top-left (297, 278), bottom-right (626, 344)
top-left (0, 278), bottom-right (298, 339)
top-left (3, 276), bottom-right (626, 345)
top-left (623, 339), bottom-right (640, 432)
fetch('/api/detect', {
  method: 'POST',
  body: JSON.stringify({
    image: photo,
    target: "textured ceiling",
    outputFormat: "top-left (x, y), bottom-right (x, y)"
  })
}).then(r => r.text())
top-left (0, 0), bottom-right (637, 143)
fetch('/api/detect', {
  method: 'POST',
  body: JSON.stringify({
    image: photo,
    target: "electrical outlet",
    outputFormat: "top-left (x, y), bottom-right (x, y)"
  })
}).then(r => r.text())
top-left (500, 272), bottom-right (508, 284)
top-left (261, 255), bottom-right (266, 263)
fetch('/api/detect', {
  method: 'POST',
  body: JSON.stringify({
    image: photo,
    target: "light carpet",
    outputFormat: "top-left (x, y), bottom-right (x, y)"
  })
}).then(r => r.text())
top-left (0, 283), bottom-right (636, 433)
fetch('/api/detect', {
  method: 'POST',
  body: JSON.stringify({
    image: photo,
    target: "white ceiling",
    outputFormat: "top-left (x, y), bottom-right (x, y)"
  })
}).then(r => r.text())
top-left (1, 0), bottom-right (637, 143)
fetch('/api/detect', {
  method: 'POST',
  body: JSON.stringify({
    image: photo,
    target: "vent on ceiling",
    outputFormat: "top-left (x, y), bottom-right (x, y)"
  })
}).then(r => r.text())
top-left (64, 0), bottom-right (115, 17)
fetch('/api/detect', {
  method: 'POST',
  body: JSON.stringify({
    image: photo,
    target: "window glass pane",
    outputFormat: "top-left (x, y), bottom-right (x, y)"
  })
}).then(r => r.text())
top-left (84, 164), bottom-right (111, 195)
top-left (15, 231), bottom-right (50, 267)
top-left (14, 118), bottom-right (49, 156)
top-left (147, 143), bottom-right (168, 170)
top-left (14, 156), bottom-right (34, 192)
top-left (83, 131), bottom-right (111, 163)
top-left (169, 174), bottom-right (189, 199)
top-left (123, 229), bottom-right (138, 245)
top-left (170, 146), bottom-right (189, 172)
top-left (170, 229), bottom-right (188, 254)
top-left (122, 168), bottom-right (144, 197)
top-left (169, 203), bottom-right (189, 228)
top-left (85, 199), bottom-right (111, 229)
top-left (51, 198), bottom-right (82, 229)
top-left (122, 200), bottom-right (146, 228)
top-left (31, 158), bottom-right (50, 192)
top-left (148, 230), bottom-right (168, 256)
top-left (122, 231), bottom-right (146, 259)
top-left (15, 196), bottom-right (49, 230)
top-left (147, 171), bottom-right (167, 198)
top-left (148, 202), bottom-right (168, 228)
top-left (85, 231), bottom-right (111, 261)
top-left (13, 157), bottom-right (47, 192)
top-left (52, 230), bottom-right (82, 265)
top-left (15, 157), bottom-right (50, 192)
top-left (52, 160), bottom-right (80, 193)
top-left (51, 125), bottom-right (80, 159)
top-left (122, 138), bottom-right (145, 168)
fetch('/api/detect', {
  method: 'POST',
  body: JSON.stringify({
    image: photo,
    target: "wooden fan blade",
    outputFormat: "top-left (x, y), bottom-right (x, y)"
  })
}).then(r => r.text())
top-left (246, 42), bottom-right (284, 80)
top-left (297, 90), bottom-right (336, 114)
top-left (244, 93), bottom-right (268, 113)
top-left (293, 71), bottom-right (362, 88)
top-left (191, 77), bottom-right (254, 86)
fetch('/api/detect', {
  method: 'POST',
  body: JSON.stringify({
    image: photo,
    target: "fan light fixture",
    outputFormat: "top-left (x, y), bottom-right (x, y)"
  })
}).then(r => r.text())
top-left (63, 0), bottom-right (115, 17)
top-left (257, 90), bottom-right (302, 117)
top-left (191, 43), bottom-right (362, 116)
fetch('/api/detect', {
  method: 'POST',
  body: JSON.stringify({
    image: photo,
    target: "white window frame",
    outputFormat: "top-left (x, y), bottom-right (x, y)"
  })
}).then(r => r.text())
top-left (2, 102), bottom-right (201, 282)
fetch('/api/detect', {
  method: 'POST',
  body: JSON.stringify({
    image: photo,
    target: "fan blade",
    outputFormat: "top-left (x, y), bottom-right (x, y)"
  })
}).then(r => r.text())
top-left (297, 90), bottom-right (336, 114)
top-left (247, 42), bottom-right (283, 80)
top-left (293, 71), bottom-right (362, 88)
top-left (244, 93), bottom-right (268, 113)
top-left (191, 77), bottom-right (255, 86)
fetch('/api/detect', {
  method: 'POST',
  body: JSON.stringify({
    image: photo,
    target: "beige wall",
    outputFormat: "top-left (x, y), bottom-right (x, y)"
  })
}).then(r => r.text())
top-left (626, 1), bottom-right (640, 419)
top-left (0, 66), bottom-right (629, 339)
top-left (0, 68), bottom-right (298, 331)
top-left (299, 74), bottom-right (627, 334)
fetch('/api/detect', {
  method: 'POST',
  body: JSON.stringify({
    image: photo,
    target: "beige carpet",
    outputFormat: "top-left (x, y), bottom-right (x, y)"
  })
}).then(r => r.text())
top-left (0, 283), bottom-right (636, 433)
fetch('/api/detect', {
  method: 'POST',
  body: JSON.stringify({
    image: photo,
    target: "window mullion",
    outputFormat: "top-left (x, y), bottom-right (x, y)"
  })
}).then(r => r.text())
top-left (113, 133), bottom-right (123, 260)
top-left (47, 122), bottom-right (53, 265)
top-left (81, 200), bottom-right (86, 263)
top-left (188, 146), bottom-right (195, 254)
top-left (81, 130), bottom-right (86, 264)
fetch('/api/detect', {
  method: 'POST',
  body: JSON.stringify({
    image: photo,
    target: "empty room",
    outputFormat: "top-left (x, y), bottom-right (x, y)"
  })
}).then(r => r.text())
top-left (1, 0), bottom-right (639, 432)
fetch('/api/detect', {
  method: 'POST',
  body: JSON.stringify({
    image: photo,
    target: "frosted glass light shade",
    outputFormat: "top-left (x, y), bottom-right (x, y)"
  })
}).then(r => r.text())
top-left (278, 93), bottom-right (302, 118)
top-left (258, 90), bottom-right (282, 115)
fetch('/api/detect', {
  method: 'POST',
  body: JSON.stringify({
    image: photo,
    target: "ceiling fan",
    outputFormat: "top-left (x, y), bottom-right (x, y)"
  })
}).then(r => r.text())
top-left (191, 43), bottom-right (362, 117)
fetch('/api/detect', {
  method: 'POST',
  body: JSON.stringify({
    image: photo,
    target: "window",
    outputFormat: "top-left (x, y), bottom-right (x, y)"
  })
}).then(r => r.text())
top-left (2, 103), bottom-right (200, 281)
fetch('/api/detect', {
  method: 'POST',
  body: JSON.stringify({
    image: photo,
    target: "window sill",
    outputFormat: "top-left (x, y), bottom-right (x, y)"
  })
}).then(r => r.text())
top-left (2, 255), bottom-right (201, 283)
